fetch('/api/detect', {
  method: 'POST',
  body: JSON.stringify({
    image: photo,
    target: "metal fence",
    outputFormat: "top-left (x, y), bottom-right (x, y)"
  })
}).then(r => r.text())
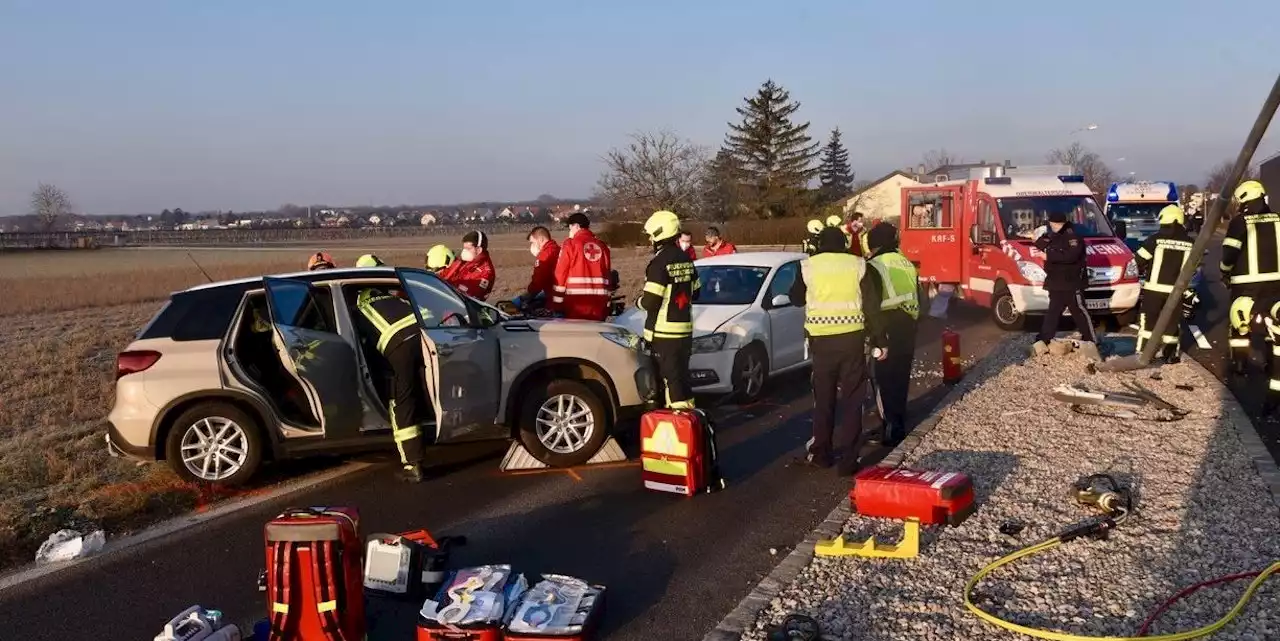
top-left (0, 223), bottom-right (523, 250)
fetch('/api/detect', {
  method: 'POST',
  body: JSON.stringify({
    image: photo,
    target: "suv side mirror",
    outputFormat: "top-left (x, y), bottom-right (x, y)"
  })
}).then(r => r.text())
top-left (770, 294), bottom-right (791, 308)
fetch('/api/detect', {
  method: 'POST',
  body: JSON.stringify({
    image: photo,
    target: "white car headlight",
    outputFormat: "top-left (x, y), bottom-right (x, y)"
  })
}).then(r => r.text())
top-left (600, 329), bottom-right (641, 351)
top-left (1123, 258), bottom-right (1139, 280)
top-left (692, 332), bottom-right (727, 353)
top-left (1017, 261), bottom-right (1046, 285)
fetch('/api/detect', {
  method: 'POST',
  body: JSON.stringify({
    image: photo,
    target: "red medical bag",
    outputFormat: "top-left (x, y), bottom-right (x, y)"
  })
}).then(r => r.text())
top-left (851, 467), bottom-right (975, 526)
top-left (263, 506), bottom-right (365, 641)
top-left (640, 409), bottom-right (723, 496)
top-left (416, 623), bottom-right (502, 641)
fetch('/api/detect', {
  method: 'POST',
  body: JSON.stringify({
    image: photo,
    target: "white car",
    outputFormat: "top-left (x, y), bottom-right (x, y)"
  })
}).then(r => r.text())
top-left (616, 251), bottom-right (810, 402)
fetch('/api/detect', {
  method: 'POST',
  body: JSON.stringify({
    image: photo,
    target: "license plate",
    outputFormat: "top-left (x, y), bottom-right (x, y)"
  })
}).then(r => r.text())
top-left (1085, 299), bottom-right (1110, 311)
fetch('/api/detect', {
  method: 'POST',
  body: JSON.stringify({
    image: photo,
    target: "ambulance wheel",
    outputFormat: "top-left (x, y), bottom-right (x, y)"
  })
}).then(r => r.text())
top-left (164, 401), bottom-right (264, 486)
top-left (992, 289), bottom-right (1024, 331)
top-left (731, 343), bottom-right (768, 403)
top-left (518, 379), bottom-right (609, 467)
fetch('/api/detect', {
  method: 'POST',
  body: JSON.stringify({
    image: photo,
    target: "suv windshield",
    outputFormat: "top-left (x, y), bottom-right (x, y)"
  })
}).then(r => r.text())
top-left (695, 265), bottom-right (770, 305)
top-left (998, 196), bottom-right (1114, 240)
top-left (1106, 202), bottom-right (1165, 222)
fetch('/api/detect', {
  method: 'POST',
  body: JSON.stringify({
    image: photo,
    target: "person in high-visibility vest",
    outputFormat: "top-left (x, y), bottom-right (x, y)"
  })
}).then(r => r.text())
top-left (353, 282), bottom-right (428, 483)
top-left (1220, 180), bottom-right (1280, 376)
top-left (1134, 205), bottom-right (1194, 364)
top-left (864, 222), bottom-right (920, 446)
top-left (640, 210), bottom-right (701, 409)
top-left (1229, 295), bottom-right (1280, 413)
top-left (788, 225), bottom-right (883, 474)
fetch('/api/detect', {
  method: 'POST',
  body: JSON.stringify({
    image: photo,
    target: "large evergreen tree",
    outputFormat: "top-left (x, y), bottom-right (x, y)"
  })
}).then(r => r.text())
top-left (724, 79), bottom-right (820, 217)
top-left (818, 127), bottom-right (854, 205)
top-left (702, 148), bottom-right (747, 221)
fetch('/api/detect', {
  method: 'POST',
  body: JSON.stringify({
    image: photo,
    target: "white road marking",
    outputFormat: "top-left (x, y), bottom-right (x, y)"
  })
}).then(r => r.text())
top-left (1189, 324), bottom-right (1212, 349)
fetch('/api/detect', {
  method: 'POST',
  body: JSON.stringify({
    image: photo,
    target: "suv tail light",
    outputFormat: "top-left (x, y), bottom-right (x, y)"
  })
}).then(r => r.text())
top-left (116, 350), bottom-right (162, 380)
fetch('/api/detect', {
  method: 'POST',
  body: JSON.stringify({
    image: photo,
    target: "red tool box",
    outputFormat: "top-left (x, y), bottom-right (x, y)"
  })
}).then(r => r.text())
top-left (851, 466), bottom-right (975, 526)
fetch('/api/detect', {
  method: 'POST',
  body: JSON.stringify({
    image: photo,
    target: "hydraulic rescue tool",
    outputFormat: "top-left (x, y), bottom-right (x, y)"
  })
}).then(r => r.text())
top-left (964, 474), bottom-right (1280, 640)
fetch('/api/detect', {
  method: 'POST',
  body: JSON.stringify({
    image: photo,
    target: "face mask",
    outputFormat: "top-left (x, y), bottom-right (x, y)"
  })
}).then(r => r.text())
top-left (460, 248), bottom-right (476, 262)
top-left (678, 240), bottom-right (691, 251)
top-left (567, 226), bottom-right (579, 238)
top-left (529, 243), bottom-right (540, 257)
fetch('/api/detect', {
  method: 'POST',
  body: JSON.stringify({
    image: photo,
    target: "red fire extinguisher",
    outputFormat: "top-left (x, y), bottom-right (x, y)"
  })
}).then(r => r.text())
top-left (942, 327), bottom-right (962, 384)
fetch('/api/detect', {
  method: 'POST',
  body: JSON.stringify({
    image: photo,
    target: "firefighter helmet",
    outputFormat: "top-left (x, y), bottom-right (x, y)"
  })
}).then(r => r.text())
top-left (355, 253), bottom-right (385, 267)
top-left (1234, 180), bottom-right (1266, 204)
top-left (1158, 204), bottom-right (1185, 226)
top-left (307, 251), bottom-right (336, 271)
top-left (425, 245), bottom-right (455, 271)
top-left (1229, 296), bottom-right (1254, 335)
top-left (644, 210), bottom-right (681, 243)
top-left (806, 219), bottom-right (823, 234)
top-left (825, 214), bottom-right (843, 228)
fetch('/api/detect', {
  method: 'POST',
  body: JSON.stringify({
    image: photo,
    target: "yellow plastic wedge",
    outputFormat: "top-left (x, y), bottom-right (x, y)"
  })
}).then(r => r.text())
top-left (814, 518), bottom-right (920, 559)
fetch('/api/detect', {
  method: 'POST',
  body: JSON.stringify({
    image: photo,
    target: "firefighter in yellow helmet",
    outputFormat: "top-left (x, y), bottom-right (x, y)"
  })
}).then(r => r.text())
top-left (1229, 294), bottom-right (1280, 413)
top-left (355, 254), bottom-right (386, 268)
top-left (1133, 205), bottom-right (1194, 364)
top-left (425, 245), bottom-right (455, 273)
top-left (641, 210), bottom-right (701, 410)
top-left (802, 219), bottom-right (823, 255)
top-left (1220, 180), bottom-right (1278, 375)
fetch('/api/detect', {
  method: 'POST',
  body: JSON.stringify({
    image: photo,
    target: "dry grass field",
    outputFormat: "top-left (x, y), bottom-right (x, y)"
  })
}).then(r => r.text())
top-left (0, 232), bottom-right (669, 567)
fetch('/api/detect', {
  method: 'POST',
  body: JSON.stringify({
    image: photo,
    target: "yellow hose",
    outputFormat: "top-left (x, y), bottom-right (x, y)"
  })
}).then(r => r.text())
top-left (963, 536), bottom-right (1280, 640)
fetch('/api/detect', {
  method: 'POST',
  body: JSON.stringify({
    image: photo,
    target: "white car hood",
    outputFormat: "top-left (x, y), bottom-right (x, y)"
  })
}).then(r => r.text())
top-left (615, 304), bottom-right (752, 336)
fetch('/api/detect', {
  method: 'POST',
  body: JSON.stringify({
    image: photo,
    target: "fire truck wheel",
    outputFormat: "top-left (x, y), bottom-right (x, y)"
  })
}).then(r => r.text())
top-left (991, 289), bottom-right (1024, 331)
top-left (518, 378), bottom-right (610, 468)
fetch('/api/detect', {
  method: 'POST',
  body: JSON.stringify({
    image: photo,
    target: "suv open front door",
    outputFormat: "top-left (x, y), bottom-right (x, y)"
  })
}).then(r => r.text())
top-left (394, 268), bottom-right (502, 442)
top-left (262, 277), bottom-right (364, 440)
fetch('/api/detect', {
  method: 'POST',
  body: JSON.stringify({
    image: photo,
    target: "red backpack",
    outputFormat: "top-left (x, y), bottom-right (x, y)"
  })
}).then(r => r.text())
top-left (264, 507), bottom-right (365, 641)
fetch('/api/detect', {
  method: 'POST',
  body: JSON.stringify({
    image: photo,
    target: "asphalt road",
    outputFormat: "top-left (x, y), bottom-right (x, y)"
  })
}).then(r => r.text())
top-left (0, 307), bottom-right (1011, 641)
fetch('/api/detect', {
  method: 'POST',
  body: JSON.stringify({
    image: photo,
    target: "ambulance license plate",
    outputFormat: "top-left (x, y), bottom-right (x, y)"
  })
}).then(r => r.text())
top-left (1085, 299), bottom-right (1110, 311)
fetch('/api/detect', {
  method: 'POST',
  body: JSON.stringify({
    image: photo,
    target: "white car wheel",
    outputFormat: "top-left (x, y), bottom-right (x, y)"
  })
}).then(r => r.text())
top-left (733, 344), bottom-right (769, 402)
top-left (535, 393), bottom-right (596, 455)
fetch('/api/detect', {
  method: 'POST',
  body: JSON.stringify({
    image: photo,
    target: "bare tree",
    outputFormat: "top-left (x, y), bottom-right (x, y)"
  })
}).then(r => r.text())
top-left (31, 182), bottom-right (73, 231)
top-left (596, 130), bottom-right (711, 217)
top-left (1203, 158), bottom-right (1259, 196)
top-left (1045, 143), bottom-right (1115, 196)
top-left (921, 149), bottom-right (957, 172)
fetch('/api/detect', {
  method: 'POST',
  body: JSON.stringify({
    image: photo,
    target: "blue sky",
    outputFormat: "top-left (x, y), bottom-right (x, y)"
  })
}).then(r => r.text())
top-left (2, 0), bottom-right (1278, 215)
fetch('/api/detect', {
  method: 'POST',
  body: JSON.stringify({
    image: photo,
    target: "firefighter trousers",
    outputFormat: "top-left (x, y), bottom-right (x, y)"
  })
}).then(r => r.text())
top-left (384, 335), bottom-right (428, 466)
top-left (651, 337), bottom-right (694, 409)
top-left (809, 331), bottom-right (867, 469)
top-left (1137, 291), bottom-right (1181, 356)
top-left (873, 313), bottom-right (917, 442)
top-left (1229, 285), bottom-right (1280, 373)
top-left (1038, 289), bottom-right (1097, 344)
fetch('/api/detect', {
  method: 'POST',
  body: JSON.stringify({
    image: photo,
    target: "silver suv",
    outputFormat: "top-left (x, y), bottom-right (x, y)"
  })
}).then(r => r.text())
top-left (106, 267), bottom-right (655, 485)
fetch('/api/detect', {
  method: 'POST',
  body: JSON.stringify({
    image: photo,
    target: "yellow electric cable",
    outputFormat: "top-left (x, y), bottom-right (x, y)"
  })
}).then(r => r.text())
top-left (964, 537), bottom-right (1280, 640)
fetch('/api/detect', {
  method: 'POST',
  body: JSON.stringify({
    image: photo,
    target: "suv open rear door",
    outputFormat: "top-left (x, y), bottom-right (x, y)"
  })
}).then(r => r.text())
top-left (263, 277), bottom-right (364, 440)
top-left (394, 268), bottom-right (502, 442)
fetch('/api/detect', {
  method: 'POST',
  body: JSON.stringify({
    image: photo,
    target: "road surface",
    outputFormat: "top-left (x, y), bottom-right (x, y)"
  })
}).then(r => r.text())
top-left (0, 308), bottom-right (1011, 640)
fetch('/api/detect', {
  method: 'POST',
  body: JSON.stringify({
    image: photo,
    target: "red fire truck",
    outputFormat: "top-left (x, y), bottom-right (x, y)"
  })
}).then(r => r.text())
top-left (899, 169), bottom-right (1139, 330)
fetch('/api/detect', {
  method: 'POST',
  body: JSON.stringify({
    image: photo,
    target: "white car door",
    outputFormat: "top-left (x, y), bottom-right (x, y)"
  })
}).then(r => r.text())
top-left (762, 261), bottom-right (806, 369)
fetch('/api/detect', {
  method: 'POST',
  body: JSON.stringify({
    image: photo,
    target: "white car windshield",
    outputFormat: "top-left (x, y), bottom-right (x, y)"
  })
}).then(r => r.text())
top-left (695, 265), bottom-right (770, 305)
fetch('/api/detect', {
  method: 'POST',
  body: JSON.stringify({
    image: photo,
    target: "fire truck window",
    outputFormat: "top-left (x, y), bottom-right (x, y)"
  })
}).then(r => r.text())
top-left (906, 193), bottom-right (953, 229)
top-left (977, 200), bottom-right (998, 243)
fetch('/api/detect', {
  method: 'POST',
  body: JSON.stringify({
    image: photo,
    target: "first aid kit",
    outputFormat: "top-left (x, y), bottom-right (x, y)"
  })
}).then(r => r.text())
top-left (504, 574), bottom-right (606, 641)
top-left (639, 409), bottom-right (725, 496)
top-left (263, 506), bottom-right (365, 641)
top-left (364, 530), bottom-right (460, 600)
top-left (154, 606), bottom-right (241, 641)
top-left (417, 564), bottom-right (526, 641)
top-left (852, 466), bottom-right (974, 526)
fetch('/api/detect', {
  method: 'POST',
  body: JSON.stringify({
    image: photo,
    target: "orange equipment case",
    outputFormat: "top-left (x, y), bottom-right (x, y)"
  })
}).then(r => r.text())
top-left (851, 467), bottom-right (975, 526)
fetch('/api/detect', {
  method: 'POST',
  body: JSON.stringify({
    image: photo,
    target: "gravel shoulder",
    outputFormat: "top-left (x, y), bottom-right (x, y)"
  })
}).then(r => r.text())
top-left (743, 335), bottom-right (1280, 641)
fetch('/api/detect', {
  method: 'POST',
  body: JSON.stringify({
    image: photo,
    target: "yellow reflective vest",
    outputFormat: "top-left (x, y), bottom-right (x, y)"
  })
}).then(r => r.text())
top-left (801, 253), bottom-right (867, 336)
top-left (869, 251), bottom-right (919, 319)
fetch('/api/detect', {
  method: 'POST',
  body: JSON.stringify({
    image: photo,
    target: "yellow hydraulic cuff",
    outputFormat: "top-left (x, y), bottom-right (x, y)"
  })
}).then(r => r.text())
top-left (814, 518), bottom-right (919, 559)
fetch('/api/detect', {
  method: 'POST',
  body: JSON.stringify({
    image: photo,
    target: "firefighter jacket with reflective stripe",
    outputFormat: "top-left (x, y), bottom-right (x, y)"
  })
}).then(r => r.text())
top-left (797, 252), bottom-right (868, 337)
top-left (440, 252), bottom-right (496, 300)
top-left (640, 242), bottom-right (701, 341)
top-left (869, 251), bottom-right (920, 319)
top-left (1221, 209), bottom-right (1280, 286)
top-left (356, 289), bottom-right (418, 353)
top-left (525, 239), bottom-right (560, 300)
top-left (552, 229), bottom-right (612, 321)
top-left (1135, 225), bottom-right (1194, 293)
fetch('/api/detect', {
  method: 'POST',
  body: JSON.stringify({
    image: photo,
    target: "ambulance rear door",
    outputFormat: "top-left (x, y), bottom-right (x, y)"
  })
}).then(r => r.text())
top-left (900, 185), bottom-right (965, 285)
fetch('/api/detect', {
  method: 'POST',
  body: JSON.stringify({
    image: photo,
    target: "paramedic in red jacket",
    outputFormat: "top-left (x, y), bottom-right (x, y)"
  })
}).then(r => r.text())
top-left (439, 230), bottom-right (496, 300)
top-left (512, 225), bottom-right (560, 310)
top-left (702, 226), bottom-right (737, 258)
top-left (552, 213), bottom-right (612, 320)
top-left (678, 231), bottom-right (698, 261)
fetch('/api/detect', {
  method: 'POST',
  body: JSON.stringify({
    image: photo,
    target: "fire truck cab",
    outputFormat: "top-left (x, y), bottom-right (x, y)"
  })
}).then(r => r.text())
top-left (899, 168), bottom-right (1140, 330)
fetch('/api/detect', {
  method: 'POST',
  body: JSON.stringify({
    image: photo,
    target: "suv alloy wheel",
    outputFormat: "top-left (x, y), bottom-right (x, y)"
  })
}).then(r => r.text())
top-left (164, 401), bottom-right (264, 485)
top-left (517, 379), bottom-right (609, 467)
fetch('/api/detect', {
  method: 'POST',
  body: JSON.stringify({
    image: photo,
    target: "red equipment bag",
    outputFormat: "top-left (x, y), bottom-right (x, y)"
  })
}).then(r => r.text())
top-left (416, 624), bottom-right (502, 641)
top-left (639, 409), bottom-right (725, 496)
top-left (264, 506), bottom-right (365, 641)
top-left (851, 467), bottom-right (975, 526)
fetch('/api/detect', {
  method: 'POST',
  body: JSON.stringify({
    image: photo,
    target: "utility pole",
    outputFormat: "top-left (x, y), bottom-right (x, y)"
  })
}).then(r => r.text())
top-left (1099, 72), bottom-right (1280, 372)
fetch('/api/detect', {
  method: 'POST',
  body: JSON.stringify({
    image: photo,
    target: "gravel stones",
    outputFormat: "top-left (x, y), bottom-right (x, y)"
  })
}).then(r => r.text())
top-left (745, 336), bottom-right (1280, 641)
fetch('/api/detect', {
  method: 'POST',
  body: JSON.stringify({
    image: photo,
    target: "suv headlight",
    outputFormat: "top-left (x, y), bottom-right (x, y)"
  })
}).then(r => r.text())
top-left (1123, 258), bottom-right (1139, 280)
top-left (1016, 261), bottom-right (1046, 285)
top-left (600, 329), bottom-right (641, 351)
top-left (692, 333), bottom-right (727, 353)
